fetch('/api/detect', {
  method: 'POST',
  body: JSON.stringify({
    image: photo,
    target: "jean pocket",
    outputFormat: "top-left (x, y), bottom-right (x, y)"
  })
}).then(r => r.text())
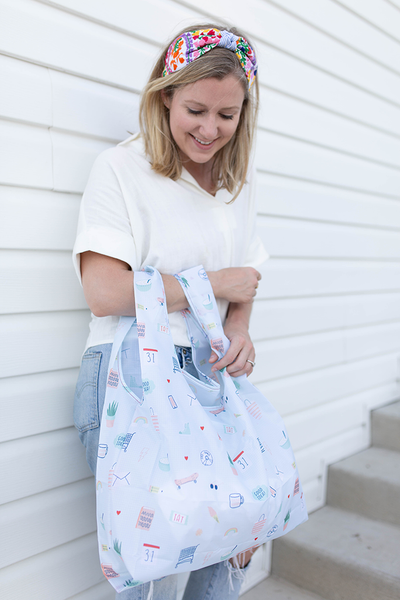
top-left (73, 350), bottom-right (102, 433)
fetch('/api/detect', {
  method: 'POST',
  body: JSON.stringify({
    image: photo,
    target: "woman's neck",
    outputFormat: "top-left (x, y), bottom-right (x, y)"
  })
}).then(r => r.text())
top-left (182, 158), bottom-right (216, 196)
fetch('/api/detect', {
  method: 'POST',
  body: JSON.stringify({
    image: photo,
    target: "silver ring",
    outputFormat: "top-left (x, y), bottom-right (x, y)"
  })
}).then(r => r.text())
top-left (246, 359), bottom-right (255, 368)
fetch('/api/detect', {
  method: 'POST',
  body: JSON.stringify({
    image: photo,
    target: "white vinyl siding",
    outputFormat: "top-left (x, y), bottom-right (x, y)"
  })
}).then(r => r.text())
top-left (1, 0), bottom-right (399, 598)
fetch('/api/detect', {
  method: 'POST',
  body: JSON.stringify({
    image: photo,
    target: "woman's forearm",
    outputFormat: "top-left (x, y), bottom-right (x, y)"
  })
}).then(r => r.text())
top-left (81, 252), bottom-right (190, 317)
top-left (81, 252), bottom-right (261, 318)
top-left (225, 301), bottom-right (253, 330)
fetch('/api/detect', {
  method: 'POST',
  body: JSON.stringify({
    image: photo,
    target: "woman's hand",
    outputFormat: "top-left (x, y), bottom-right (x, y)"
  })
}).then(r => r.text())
top-left (208, 267), bottom-right (261, 304)
top-left (209, 303), bottom-right (255, 377)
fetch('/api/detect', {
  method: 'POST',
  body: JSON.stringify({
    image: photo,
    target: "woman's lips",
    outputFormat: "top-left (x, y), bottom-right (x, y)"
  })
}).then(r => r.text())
top-left (190, 134), bottom-right (217, 149)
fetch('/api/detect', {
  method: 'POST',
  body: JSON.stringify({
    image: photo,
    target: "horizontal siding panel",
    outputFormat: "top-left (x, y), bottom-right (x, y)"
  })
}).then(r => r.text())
top-left (0, 0), bottom-right (157, 90)
top-left (180, 0), bottom-right (400, 104)
top-left (251, 292), bottom-right (400, 340)
top-left (0, 56), bottom-right (138, 141)
top-left (255, 353), bottom-right (400, 416)
top-left (1, 189), bottom-right (80, 250)
top-left (0, 311), bottom-right (90, 377)
top-left (345, 321), bottom-right (400, 361)
top-left (256, 131), bottom-right (400, 197)
top-left (273, 0), bottom-right (400, 73)
top-left (253, 322), bottom-right (400, 381)
top-left (0, 54), bottom-right (52, 126)
top-left (259, 88), bottom-right (400, 168)
top-left (315, 423), bottom-right (369, 469)
top-left (52, 130), bottom-right (112, 193)
top-left (258, 217), bottom-right (400, 259)
top-left (68, 581), bottom-right (113, 600)
top-left (336, 0), bottom-right (400, 43)
top-left (310, 425), bottom-right (371, 474)
top-left (255, 330), bottom-right (342, 380)
top-left (285, 393), bottom-right (366, 450)
top-left (256, 175), bottom-right (400, 229)
top-left (0, 532), bottom-right (103, 600)
top-left (0, 428), bottom-right (91, 504)
top-left (0, 368), bottom-right (78, 443)
top-left (42, 0), bottom-right (199, 44)
top-left (1, 478), bottom-right (95, 569)
top-left (296, 424), bottom-right (369, 491)
top-left (0, 120), bottom-right (52, 188)
top-left (51, 69), bottom-right (139, 140)
top-left (0, 251), bottom-right (85, 313)
top-left (258, 259), bottom-right (400, 297)
top-left (258, 44), bottom-right (400, 137)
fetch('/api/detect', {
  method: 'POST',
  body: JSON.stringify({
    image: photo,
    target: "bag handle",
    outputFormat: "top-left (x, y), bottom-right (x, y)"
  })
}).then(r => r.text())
top-left (175, 265), bottom-right (230, 360)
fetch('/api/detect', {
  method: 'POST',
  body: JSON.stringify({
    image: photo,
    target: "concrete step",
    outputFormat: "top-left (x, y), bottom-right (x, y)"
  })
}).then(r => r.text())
top-left (241, 576), bottom-right (327, 600)
top-left (327, 446), bottom-right (400, 527)
top-left (272, 506), bottom-right (400, 600)
top-left (372, 400), bottom-right (400, 452)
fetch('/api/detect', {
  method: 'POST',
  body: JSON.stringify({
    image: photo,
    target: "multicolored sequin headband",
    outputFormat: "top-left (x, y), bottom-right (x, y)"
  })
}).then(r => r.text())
top-left (162, 28), bottom-right (258, 89)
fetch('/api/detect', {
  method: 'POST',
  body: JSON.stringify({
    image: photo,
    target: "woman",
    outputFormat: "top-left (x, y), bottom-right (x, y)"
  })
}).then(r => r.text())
top-left (73, 24), bottom-right (269, 600)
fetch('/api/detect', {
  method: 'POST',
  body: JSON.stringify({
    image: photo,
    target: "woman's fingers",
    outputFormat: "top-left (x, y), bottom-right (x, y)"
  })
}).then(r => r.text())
top-left (210, 336), bottom-right (254, 377)
top-left (208, 351), bottom-right (218, 364)
top-left (226, 346), bottom-right (255, 377)
top-left (210, 347), bottom-right (239, 373)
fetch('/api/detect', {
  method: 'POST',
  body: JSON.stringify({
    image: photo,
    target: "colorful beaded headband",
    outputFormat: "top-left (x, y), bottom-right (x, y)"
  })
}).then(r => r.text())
top-left (162, 28), bottom-right (258, 89)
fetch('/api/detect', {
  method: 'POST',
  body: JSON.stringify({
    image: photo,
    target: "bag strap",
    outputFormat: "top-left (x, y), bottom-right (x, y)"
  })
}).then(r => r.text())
top-left (108, 268), bottom-right (174, 376)
top-left (175, 265), bottom-right (230, 360)
top-left (134, 266), bottom-right (176, 359)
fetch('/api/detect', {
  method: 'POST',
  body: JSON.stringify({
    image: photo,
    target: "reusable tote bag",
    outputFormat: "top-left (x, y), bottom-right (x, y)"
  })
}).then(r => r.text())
top-left (96, 265), bottom-right (308, 592)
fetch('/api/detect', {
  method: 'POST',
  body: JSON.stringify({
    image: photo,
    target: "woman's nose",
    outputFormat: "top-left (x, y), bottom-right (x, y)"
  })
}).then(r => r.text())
top-left (198, 115), bottom-right (218, 140)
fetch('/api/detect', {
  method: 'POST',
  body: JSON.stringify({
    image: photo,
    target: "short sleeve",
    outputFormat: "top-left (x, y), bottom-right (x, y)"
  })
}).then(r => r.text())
top-left (72, 149), bottom-right (140, 285)
top-left (243, 166), bottom-right (269, 269)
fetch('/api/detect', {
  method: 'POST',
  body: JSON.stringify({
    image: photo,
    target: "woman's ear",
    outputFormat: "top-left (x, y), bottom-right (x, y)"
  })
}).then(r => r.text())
top-left (161, 89), bottom-right (170, 109)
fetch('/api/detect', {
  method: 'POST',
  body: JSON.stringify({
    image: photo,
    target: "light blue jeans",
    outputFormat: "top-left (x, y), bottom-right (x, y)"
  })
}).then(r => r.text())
top-left (74, 343), bottom-right (249, 600)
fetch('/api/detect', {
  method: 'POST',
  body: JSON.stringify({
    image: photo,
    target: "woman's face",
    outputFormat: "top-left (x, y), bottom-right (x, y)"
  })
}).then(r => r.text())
top-left (164, 75), bottom-right (245, 170)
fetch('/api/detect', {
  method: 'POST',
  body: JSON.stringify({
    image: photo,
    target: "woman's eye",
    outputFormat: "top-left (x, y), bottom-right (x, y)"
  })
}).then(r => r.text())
top-left (220, 114), bottom-right (234, 120)
top-left (187, 109), bottom-right (202, 115)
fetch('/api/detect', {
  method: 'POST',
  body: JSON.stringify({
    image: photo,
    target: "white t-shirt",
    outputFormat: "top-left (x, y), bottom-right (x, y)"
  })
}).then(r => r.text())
top-left (72, 133), bottom-right (269, 350)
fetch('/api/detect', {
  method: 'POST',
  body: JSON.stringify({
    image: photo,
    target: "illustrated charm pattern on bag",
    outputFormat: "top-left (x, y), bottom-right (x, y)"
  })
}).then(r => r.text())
top-left (96, 265), bottom-right (308, 592)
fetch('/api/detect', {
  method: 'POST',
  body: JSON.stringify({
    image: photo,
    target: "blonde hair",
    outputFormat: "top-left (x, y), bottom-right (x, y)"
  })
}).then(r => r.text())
top-left (139, 24), bottom-right (259, 201)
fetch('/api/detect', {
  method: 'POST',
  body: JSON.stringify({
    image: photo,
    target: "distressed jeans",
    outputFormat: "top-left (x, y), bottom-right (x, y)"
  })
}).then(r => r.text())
top-left (74, 343), bottom-right (249, 600)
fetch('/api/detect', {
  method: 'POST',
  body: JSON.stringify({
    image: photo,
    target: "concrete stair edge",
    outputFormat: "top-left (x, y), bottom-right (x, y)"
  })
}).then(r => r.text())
top-left (327, 446), bottom-right (400, 527)
top-left (272, 504), bottom-right (400, 600)
top-left (260, 400), bottom-right (400, 600)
